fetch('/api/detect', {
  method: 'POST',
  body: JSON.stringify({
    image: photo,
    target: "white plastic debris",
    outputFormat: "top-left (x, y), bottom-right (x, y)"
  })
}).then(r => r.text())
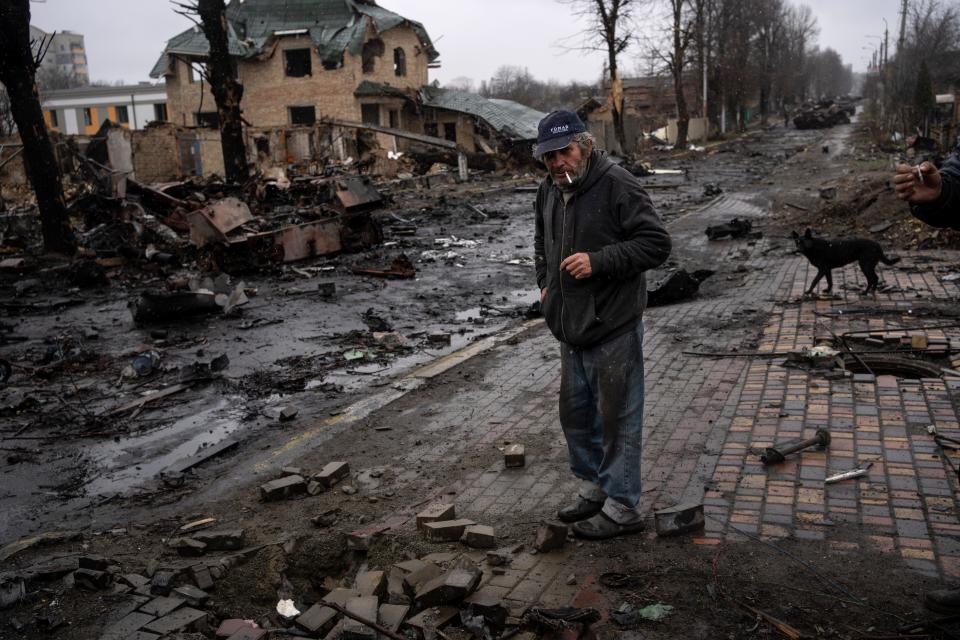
top-left (276, 599), bottom-right (300, 618)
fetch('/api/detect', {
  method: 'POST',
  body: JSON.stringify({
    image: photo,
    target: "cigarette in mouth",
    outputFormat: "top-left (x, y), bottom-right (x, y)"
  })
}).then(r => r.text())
top-left (916, 165), bottom-right (925, 185)
top-left (565, 172), bottom-right (572, 184)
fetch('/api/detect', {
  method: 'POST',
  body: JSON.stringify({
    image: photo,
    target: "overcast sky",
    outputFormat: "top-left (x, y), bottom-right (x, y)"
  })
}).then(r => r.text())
top-left (28, 0), bottom-right (903, 86)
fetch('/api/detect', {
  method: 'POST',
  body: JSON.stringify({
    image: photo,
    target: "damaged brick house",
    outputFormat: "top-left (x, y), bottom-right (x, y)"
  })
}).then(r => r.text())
top-left (148, 0), bottom-right (543, 170)
top-left (150, 0), bottom-right (438, 133)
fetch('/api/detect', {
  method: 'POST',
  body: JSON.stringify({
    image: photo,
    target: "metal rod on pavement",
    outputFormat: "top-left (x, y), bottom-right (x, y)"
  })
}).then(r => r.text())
top-left (323, 601), bottom-right (405, 640)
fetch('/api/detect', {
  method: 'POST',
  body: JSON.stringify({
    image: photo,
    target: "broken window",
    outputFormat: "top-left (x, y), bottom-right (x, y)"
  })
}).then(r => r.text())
top-left (115, 105), bottom-right (129, 124)
top-left (195, 112), bottom-right (219, 127)
top-left (154, 103), bottom-right (168, 122)
top-left (83, 108), bottom-right (93, 126)
top-left (361, 104), bottom-right (380, 126)
top-left (424, 122), bottom-right (438, 137)
top-left (48, 110), bottom-right (58, 128)
top-left (362, 38), bottom-right (384, 74)
top-left (443, 122), bottom-right (457, 142)
top-left (289, 106), bottom-right (316, 125)
top-left (393, 47), bottom-right (406, 77)
top-left (284, 48), bottom-right (311, 77)
top-left (388, 109), bottom-right (399, 129)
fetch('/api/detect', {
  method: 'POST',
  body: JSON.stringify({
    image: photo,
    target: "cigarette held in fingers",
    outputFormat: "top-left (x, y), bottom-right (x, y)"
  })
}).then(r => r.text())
top-left (916, 165), bottom-right (925, 185)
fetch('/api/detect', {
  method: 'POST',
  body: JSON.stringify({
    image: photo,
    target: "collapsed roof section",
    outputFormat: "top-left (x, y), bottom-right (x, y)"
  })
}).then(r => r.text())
top-left (419, 86), bottom-right (545, 142)
top-left (150, 0), bottom-right (439, 77)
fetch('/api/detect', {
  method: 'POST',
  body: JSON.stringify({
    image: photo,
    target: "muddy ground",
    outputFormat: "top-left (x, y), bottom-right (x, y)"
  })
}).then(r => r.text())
top-left (3, 115), bottom-right (960, 639)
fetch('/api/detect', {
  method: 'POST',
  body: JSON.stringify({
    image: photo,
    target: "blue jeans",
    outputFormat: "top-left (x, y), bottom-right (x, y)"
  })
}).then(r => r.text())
top-left (559, 320), bottom-right (644, 523)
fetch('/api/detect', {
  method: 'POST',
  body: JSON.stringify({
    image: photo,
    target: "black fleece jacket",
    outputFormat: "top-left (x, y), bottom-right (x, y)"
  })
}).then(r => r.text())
top-left (911, 146), bottom-right (960, 230)
top-left (534, 150), bottom-right (671, 348)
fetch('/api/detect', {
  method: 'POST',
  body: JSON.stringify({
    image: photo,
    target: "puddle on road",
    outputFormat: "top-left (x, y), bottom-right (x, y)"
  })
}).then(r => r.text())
top-left (310, 288), bottom-right (539, 393)
top-left (83, 395), bottom-right (246, 496)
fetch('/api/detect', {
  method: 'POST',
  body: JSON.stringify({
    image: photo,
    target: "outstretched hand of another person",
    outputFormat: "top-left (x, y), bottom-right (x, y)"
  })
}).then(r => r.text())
top-left (560, 253), bottom-right (592, 280)
top-left (893, 161), bottom-right (943, 203)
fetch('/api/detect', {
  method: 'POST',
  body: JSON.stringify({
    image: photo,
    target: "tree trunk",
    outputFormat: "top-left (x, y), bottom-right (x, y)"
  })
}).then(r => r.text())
top-left (196, 0), bottom-right (248, 184)
top-left (608, 52), bottom-right (626, 154)
top-left (671, 0), bottom-right (689, 150)
top-left (0, 0), bottom-right (75, 254)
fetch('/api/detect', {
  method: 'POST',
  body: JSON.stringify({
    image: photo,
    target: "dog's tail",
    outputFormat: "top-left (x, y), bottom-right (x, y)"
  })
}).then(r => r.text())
top-left (881, 252), bottom-right (901, 265)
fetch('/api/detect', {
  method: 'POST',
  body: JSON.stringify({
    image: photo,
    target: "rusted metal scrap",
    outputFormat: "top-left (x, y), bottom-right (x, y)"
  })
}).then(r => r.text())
top-left (351, 254), bottom-right (416, 279)
top-left (187, 197), bottom-right (254, 248)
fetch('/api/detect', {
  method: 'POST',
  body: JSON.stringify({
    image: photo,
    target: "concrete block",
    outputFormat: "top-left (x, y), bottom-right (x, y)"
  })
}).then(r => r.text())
top-left (139, 595), bottom-right (185, 617)
top-left (414, 568), bottom-right (481, 607)
top-left (423, 518), bottom-right (475, 542)
top-left (141, 607), bottom-right (207, 635)
top-left (260, 475), bottom-right (306, 501)
top-left (403, 562), bottom-right (442, 594)
top-left (534, 522), bottom-right (568, 552)
top-left (385, 568), bottom-right (410, 605)
top-left (192, 528), bottom-right (245, 550)
top-left (315, 461), bottom-right (350, 487)
top-left (173, 584), bottom-right (209, 606)
top-left (393, 559), bottom-right (427, 574)
top-left (342, 595), bottom-right (378, 640)
top-left (324, 588), bottom-right (362, 607)
top-left (463, 586), bottom-right (509, 628)
top-left (78, 555), bottom-right (110, 571)
top-left (654, 502), bottom-right (705, 537)
top-left (416, 503), bottom-right (456, 531)
top-left (504, 444), bottom-right (525, 468)
top-left (354, 570), bottom-right (386, 597)
top-left (191, 564), bottom-right (214, 591)
top-left (168, 537), bottom-right (207, 556)
top-left (296, 603), bottom-right (338, 635)
top-left (73, 568), bottom-right (112, 590)
top-left (461, 524), bottom-right (496, 549)
top-left (378, 603), bottom-right (409, 633)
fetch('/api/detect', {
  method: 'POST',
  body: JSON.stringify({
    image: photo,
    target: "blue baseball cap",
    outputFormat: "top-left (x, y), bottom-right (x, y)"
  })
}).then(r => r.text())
top-left (535, 110), bottom-right (587, 157)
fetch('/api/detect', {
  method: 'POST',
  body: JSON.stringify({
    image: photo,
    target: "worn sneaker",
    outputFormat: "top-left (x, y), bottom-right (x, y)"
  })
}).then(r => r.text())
top-left (571, 512), bottom-right (645, 540)
top-left (557, 497), bottom-right (604, 523)
top-left (925, 587), bottom-right (960, 614)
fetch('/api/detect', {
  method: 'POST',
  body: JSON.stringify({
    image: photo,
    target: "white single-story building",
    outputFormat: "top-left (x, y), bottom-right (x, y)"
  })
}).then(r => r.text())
top-left (41, 83), bottom-right (168, 135)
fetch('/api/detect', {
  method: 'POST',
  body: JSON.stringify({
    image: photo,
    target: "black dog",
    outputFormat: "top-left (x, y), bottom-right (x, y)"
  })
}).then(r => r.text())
top-left (791, 228), bottom-right (900, 294)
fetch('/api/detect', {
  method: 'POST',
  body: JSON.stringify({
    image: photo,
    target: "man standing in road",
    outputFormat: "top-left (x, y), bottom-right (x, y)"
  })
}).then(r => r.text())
top-left (893, 144), bottom-right (960, 613)
top-left (533, 111), bottom-right (671, 539)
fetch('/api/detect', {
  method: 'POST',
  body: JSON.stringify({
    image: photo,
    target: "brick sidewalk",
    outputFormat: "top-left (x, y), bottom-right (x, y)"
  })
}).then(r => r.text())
top-left (363, 248), bottom-right (960, 610)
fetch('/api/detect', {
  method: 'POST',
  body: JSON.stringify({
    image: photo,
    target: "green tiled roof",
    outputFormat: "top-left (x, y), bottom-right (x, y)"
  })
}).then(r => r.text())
top-left (150, 0), bottom-right (437, 77)
top-left (420, 87), bottom-right (545, 141)
top-left (354, 80), bottom-right (411, 98)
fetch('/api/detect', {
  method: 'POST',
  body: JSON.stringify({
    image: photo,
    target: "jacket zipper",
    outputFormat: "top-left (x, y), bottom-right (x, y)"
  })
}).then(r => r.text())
top-left (559, 191), bottom-right (569, 343)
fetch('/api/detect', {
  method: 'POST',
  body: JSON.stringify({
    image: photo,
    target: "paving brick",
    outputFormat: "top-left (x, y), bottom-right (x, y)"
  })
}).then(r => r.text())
top-left (259, 475), bottom-right (306, 501)
top-left (316, 461), bottom-right (351, 487)
top-left (416, 503), bottom-right (456, 531)
top-left (462, 524), bottom-right (497, 548)
top-left (423, 518), bottom-right (475, 542)
top-left (342, 595), bottom-right (378, 640)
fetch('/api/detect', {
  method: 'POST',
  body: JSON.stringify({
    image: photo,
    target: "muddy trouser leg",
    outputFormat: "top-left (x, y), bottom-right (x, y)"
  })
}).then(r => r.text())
top-left (559, 340), bottom-right (605, 502)
top-left (559, 321), bottom-right (645, 521)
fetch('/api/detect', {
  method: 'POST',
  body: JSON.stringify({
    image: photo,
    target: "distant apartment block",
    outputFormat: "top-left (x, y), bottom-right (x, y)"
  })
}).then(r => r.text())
top-left (29, 25), bottom-right (89, 84)
top-left (41, 84), bottom-right (168, 135)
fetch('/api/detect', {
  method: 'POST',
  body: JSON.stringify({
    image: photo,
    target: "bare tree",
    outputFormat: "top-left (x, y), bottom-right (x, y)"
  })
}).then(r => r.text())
top-left (0, 1), bottom-right (75, 254)
top-left (445, 76), bottom-right (476, 93)
top-left (646, 0), bottom-right (703, 148)
top-left (174, 0), bottom-right (248, 184)
top-left (558, 0), bottom-right (637, 153)
top-left (0, 88), bottom-right (17, 137)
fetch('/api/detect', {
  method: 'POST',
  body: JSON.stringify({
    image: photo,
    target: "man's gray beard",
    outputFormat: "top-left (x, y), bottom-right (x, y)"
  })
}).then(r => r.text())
top-left (554, 156), bottom-right (591, 192)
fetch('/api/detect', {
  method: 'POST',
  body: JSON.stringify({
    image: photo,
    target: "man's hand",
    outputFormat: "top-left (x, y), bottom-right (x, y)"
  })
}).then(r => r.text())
top-left (540, 287), bottom-right (547, 303)
top-left (559, 253), bottom-right (593, 280)
top-left (894, 162), bottom-right (943, 203)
